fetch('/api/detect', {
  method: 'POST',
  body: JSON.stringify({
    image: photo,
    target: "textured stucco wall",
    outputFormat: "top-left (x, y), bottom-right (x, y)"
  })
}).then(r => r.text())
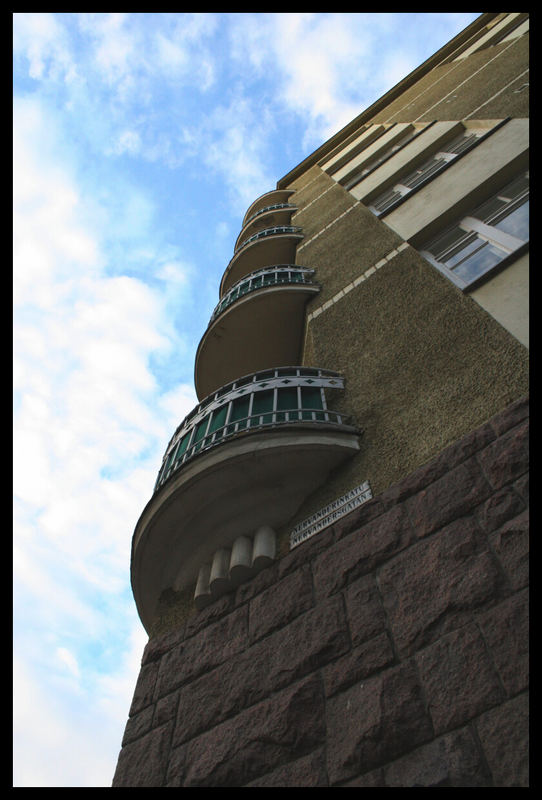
top-left (362, 35), bottom-right (529, 125)
top-left (113, 396), bottom-right (529, 787)
top-left (280, 165), bottom-right (528, 538)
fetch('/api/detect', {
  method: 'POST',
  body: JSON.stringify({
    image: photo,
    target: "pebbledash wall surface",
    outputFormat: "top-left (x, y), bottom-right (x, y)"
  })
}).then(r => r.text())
top-left (113, 13), bottom-right (528, 787)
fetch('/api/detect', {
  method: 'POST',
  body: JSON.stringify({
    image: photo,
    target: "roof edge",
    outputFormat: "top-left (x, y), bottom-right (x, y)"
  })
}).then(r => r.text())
top-left (276, 12), bottom-right (497, 189)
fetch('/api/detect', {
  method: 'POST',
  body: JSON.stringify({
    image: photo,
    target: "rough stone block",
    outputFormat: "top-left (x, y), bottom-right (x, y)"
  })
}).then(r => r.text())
top-left (406, 457), bottom-right (492, 539)
top-left (477, 589), bottom-right (529, 696)
top-left (142, 627), bottom-right (181, 666)
top-left (477, 484), bottom-right (525, 534)
top-left (248, 563), bottom-right (313, 643)
top-left (476, 692), bottom-right (529, 787)
top-left (514, 471), bottom-right (529, 506)
top-left (380, 422), bottom-right (496, 511)
top-left (245, 748), bottom-right (328, 787)
top-left (489, 510), bottom-right (529, 590)
top-left (172, 594), bottom-right (349, 747)
top-left (322, 632), bottom-right (395, 698)
top-left (477, 420), bottom-right (529, 490)
top-left (233, 560), bottom-right (278, 607)
top-left (153, 689), bottom-right (180, 729)
top-left (489, 395), bottom-right (529, 437)
top-left (183, 591), bottom-right (234, 639)
top-left (344, 573), bottom-right (388, 646)
top-left (113, 721), bottom-right (173, 787)
top-left (377, 516), bottom-right (502, 656)
top-left (278, 526), bottom-right (335, 579)
top-left (416, 624), bottom-right (505, 736)
top-left (155, 604), bottom-right (248, 697)
top-left (128, 660), bottom-right (159, 716)
top-left (331, 496), bottom-right (385, 539)
top-left (167, 674), bottom-right (326, 787)
top-left (382, 727), bottom-right (491, 787)
top-left (312, 504), bottom-right (413, 599)
top-left (121, 704), bottom-right (154, 746)
top-left (326, 661), bottom-right (432, 784)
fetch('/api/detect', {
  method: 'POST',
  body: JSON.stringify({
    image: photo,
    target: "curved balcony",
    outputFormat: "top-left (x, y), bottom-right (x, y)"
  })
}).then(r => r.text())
top-left (234, 203), bottom-right (297, 253)
top-left (242, 189), bottom-right (295, 228)
top-left (131, 367), bottom-right (360, 632)
top-left (220, 226), bottom-right (304, 296)
top-left (195, 266), bottom-right (319, 400)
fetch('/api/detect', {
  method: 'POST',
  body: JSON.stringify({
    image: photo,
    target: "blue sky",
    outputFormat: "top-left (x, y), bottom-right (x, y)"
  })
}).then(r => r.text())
top-left (13, 12), bottom-right (480, 787)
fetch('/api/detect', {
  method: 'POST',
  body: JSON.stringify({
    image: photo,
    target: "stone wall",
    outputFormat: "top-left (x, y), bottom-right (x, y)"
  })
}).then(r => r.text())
top-left (112, 396), bottom-right (529, 787)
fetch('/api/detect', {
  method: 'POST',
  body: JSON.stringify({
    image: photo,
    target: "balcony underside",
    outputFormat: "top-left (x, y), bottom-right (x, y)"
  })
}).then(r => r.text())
top-left (195, 285), bottom-right (319, 400)
top-left (242, 189), bottom-right (295, 227)
top-left (131, 425), bottom-right (360, 633)
top-left (221, 233), bottom-right (303, 296)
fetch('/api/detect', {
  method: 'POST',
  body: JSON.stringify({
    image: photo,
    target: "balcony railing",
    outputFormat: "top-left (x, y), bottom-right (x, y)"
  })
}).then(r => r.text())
top-left (155, 367), bottom-right (350, 492)
top-left (235, 225), bottom-right (303, 253)
top-left (243, 202), bottom-right (297, 226)
top-left (209, 266), bottom-right (317, 324)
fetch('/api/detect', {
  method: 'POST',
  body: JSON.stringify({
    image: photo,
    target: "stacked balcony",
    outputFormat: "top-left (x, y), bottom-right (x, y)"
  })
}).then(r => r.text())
top-left (195, 265), bottom-right (320, 400)
top-left (131, 189), bottom-right (361, 632)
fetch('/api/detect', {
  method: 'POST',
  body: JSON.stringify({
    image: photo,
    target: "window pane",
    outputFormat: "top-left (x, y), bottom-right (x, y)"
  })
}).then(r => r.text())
top-left (443, 234), bottom-right (486, 269)
top-left (493, 199), bottom-right (529, 241)
top-left (429, 225), bottom-right (473, 262)
top-left (452, 242), bottom-right (507, 283)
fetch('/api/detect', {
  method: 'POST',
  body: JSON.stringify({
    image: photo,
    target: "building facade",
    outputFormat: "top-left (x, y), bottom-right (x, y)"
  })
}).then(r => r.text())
top-left (113, 13), bottom-right (528, 787)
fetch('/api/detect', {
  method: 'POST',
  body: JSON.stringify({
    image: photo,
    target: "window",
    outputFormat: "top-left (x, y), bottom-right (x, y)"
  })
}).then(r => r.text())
top-left (368, 130), bottom-right (484, 216)
top-left (343, 127), bottom-right (419, 191)
top-left (420, 170), bottom-right (529, 289)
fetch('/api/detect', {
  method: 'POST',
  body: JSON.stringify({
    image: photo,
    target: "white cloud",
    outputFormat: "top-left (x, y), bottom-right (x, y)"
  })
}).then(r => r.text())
top-left (13, 619), bottom-right (148, 786)
top-left (13, 12), bottom-right (78, 82)
top-left (56, 647), bottom-right (81, 678)
top-left (13, 92), bottom-right (197, 786)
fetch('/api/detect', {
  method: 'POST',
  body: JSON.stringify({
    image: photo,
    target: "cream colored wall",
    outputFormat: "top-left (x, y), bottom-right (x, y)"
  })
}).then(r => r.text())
top-left (350, 120), bottom-right (462, 202)
top-left (319, 124), bottom-right (386, 175)
top-left (469, 251), bottom-right (529, 348)
top-left (381, 118), bottom-right (529, 244)
top-left (331, 123), bottom-right (415, 185)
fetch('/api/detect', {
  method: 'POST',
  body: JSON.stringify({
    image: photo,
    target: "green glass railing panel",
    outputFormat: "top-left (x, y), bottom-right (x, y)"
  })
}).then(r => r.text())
top-left (176, 431), bottom-right (191, 459)
top-left (208, 404), bottom-right (228, 434)
top-left (250, 389), bottom-right (274, 426)
top-left (227, 396), bottom-right (250, 433)
top-left (154, 368), bottom-right (351, 492)
top-left (276, 387), bottom-right (299, 421)
top-left (192, 416), bottom-right (211, 453)
top-left (301, 387), bottom-right (325, 420)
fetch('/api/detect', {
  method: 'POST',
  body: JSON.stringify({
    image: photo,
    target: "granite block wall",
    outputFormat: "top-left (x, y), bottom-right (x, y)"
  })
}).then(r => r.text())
top-left (113, 395), bottom-right (529, 787)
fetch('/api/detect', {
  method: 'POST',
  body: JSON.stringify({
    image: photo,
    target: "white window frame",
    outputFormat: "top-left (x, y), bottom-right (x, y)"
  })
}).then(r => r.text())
top-left (420, 171), bottom-right (529, 290)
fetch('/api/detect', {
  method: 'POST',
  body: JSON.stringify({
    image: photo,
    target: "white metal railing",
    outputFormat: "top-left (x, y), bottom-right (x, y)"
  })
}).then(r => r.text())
top-left (154, 367), bottom-right (351, 492)
top-left (244, 202), bottom-right (297, 226)
top-left (209, 265), bottom-right (317, 323)
top-left (235, 225), bottom-right (303, 253)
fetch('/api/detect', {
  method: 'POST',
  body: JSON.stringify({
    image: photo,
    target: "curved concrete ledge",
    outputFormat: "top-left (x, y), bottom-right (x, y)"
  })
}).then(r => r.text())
top-left (242, 189), bottom-right (295, 227)
top-left (235, 205), bottom-right (297, 252)
top-left (220, 231), bottom-right (303, 296)
top-left (195, 282), bottom-right (320, 400)
top-left (131, 426), bottom-right (360, 633)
